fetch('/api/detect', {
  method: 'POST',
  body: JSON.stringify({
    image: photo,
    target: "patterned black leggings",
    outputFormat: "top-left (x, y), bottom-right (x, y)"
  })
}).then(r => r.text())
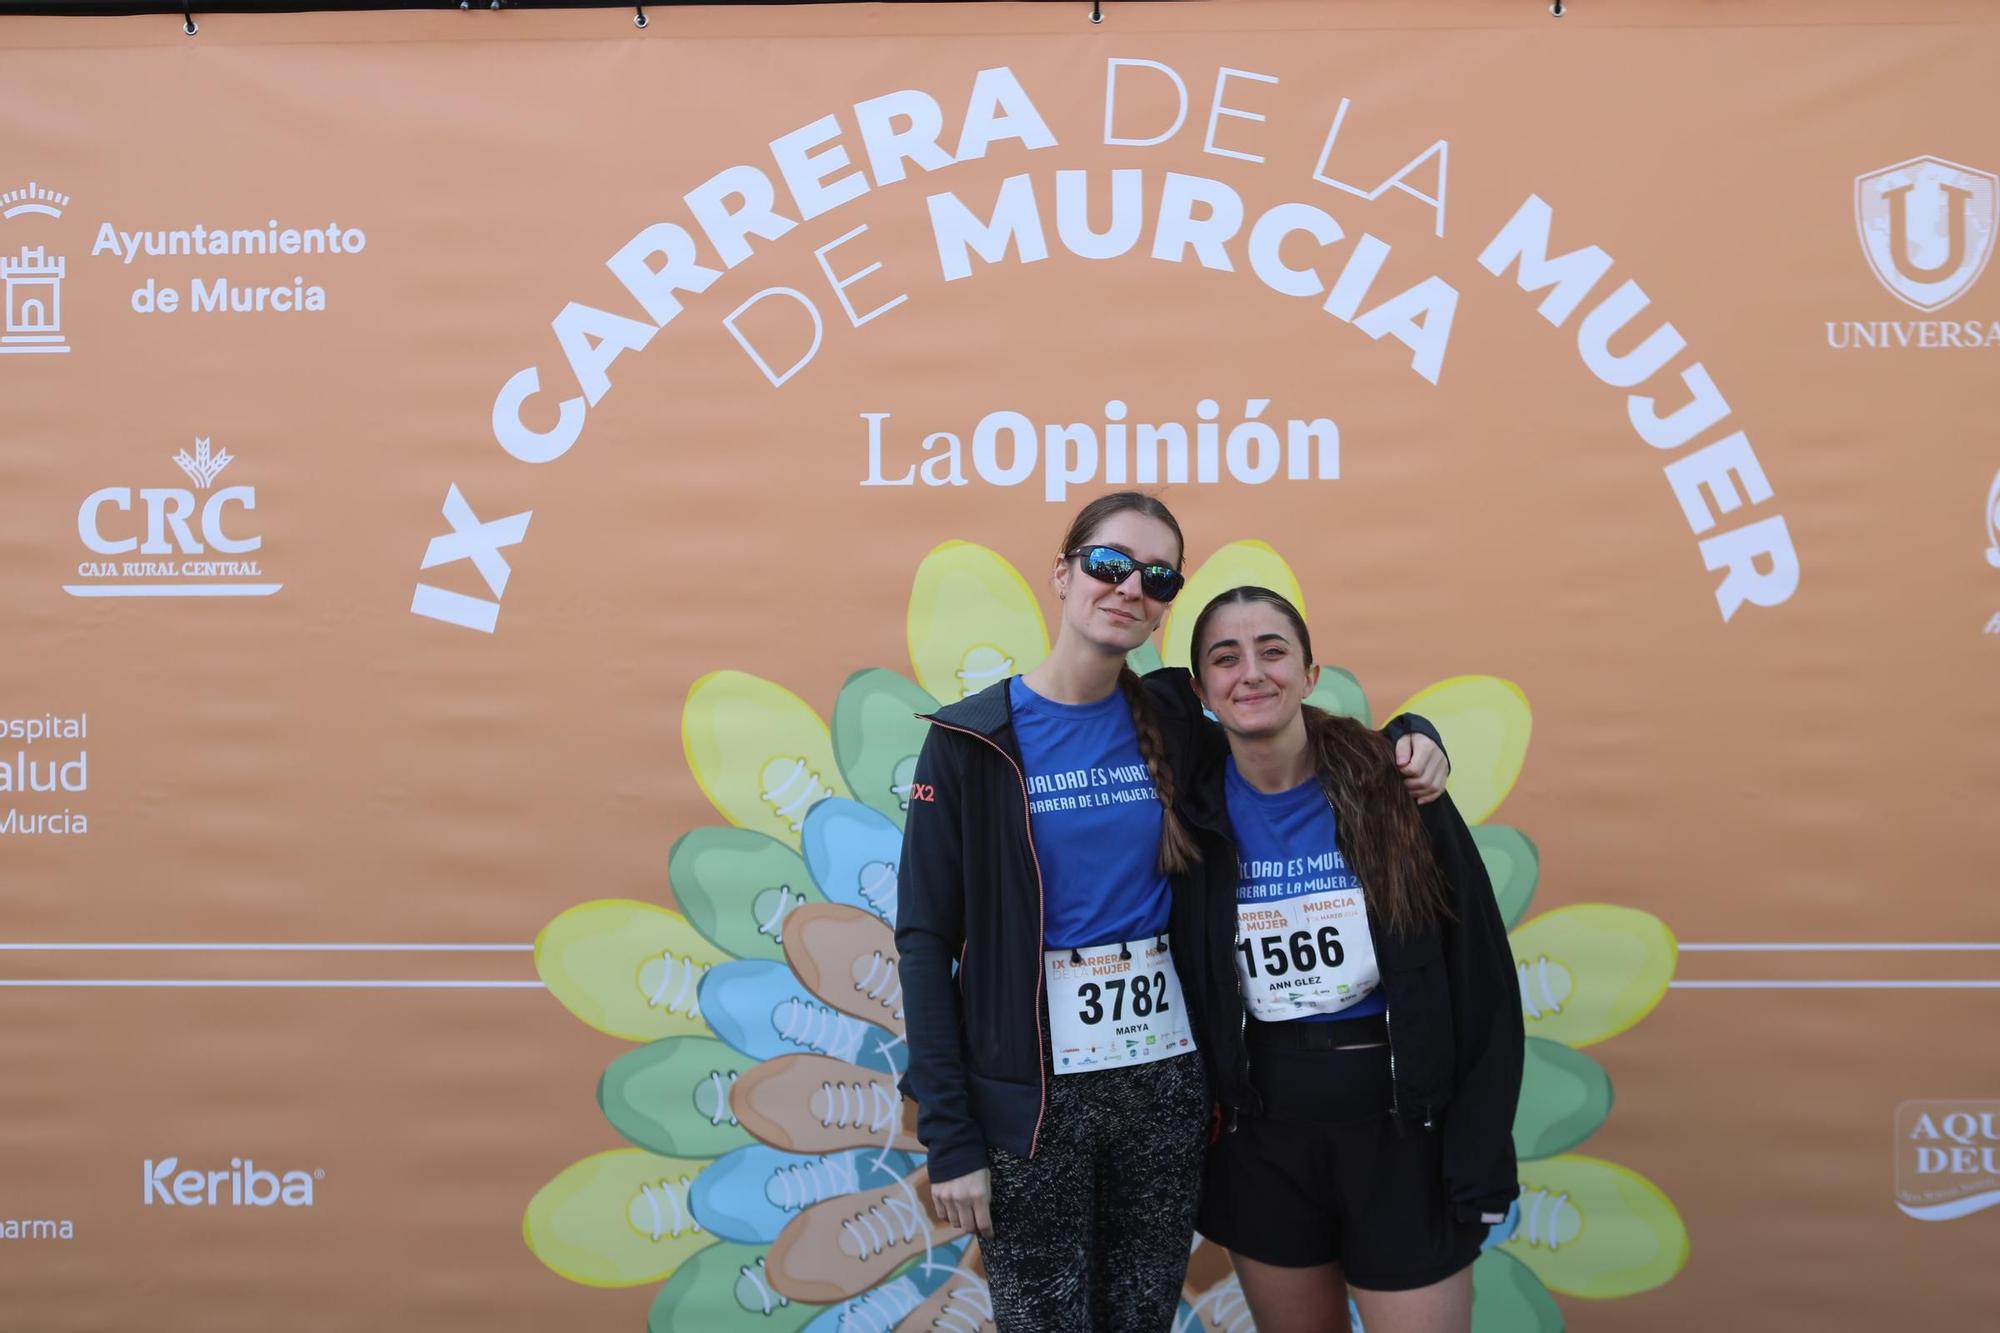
top-left (983, 1052), bottom-right (1210, 1331)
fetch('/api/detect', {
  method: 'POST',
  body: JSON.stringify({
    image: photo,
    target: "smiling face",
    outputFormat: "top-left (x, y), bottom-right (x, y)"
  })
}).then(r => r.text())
top-left (1050, 508), bottom-right (1182, 657)
top-left (1193, 599), bottom-right (1321, 740)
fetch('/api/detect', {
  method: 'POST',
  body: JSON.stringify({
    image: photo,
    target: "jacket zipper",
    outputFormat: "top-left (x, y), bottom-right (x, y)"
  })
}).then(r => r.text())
top-left (925, 718), bottom-right (1052, 1159)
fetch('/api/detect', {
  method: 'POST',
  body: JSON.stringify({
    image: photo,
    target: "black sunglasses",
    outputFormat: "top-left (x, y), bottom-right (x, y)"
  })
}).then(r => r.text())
top-left (1067, 545), bottom-right (1186, 603)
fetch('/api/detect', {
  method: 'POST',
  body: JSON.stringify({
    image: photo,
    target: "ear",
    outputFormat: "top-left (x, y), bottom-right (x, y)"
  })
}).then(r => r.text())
top-left (1050, 553), bottom-right (1071, 599)
top-left (1301, 661), bottom-right (1321, 695)
top-left (1189, 666), bottom-right (1211, 712)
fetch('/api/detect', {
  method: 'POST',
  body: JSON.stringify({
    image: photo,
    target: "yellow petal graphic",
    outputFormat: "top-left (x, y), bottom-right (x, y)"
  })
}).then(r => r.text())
top-left (1390, 675), bottom-right (1531, 824)
top-left (683, 671), bottom-right (850, 849)
top-left (906, 541), bottom-right (1049, 701)
top-left (524, 1148), bottom-right (717, 1288)
top-left (1509, 905), bottom-right (1677, 1048)
top-left (1160, 540), bottom-right (1304, 668)
top-left (536, 899), bottom-right (728, 1042)
top-left (1503, 1154), bottom-right (1688, 1299)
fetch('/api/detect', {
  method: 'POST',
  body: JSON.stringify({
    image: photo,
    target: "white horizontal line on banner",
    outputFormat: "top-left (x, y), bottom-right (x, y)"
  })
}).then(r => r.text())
top-left (1679, 942), bottom-right (2000, 952)
top-left (0, 972), bottom-right (548, 980)
top-left (61, 584), bottom-right (283, 598)
top-left (1670, 980), bottom-right (2000, 990)
top-left (0, 942), bottom-right (533, 952)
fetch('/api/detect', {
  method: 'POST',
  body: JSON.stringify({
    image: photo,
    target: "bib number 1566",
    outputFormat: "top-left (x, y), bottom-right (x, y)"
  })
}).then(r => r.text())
top-left (1236, 927), bottom-right (1344, 979)
top-left (1077, 971), bottom-right (1171, 1025)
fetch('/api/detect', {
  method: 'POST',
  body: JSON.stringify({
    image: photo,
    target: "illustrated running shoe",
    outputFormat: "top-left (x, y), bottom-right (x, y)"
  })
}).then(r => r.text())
top-left (731, 1054), bottom-right (923, 1155)
top-left (690, 1143), bottom-right (916, 1246)
top-left (1473, 825), bottom-right (1540, 929)
top-left (785, 903), bottom-right (905, 1039)
top-left (906, 541), bottom-right (1049, 702)
top-left (830, 668), bottom-right (939, 827)
top-left (1470, 1249), bottom-right (1563, 1333)
top-left (800, 1240), bottom-right (970, 1333)
top-left (701, 958), bottom-right (905, 1075)
top-left (768, 1165), bottom-right (966, 1304)
top-left (599, 1036), bottom-right (754, 1159)
top-left (684, 670), bottom-right (851, 846)
top-left (1509, 905), bottom-right (1677, 1048)
top-left (802, 798), bottom-right (905, 927)
top-left (1389, 675), bottom-right (1531, 826)
top-left (670, 826), bottom-right (823, 964)
top-left (522, 1147), bottom-right (715, 1288)
top-left (536, 899), bottom-right (726, 1042)
top-left (1502, 1154), bottom-right (1688, 1299)
top-left (1483, 1197), bottom-right (1521, 1252)
top-left (1157, 540), bottom-right (1304, 670)
top-left (1305, 664), bottom-right (1372, 726)
top-left (1514, 1037), bottom-right (1613, 1161)
top-left (1176, 1272), bottom-right (1252, 1333)
top-left (901, 1261), bottom-right (995, 1332)
top-left (646, 1241), bottom-right (819, 1333)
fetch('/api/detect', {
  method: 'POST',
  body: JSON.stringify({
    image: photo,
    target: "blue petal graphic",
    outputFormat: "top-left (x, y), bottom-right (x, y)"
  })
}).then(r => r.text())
top-left (802, 798), bottom-right (904, 925)
top-left (698, 959), bottom-right (905, 1075)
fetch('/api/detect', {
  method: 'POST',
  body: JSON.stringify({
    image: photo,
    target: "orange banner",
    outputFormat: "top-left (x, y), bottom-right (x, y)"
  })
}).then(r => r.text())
top-left (1, 3), bottom-right (1997, 1330)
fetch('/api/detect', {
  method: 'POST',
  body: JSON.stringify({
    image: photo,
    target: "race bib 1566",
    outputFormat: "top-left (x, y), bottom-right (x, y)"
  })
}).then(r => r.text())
top-left (1234, 888), bottom-right (1379, 1021)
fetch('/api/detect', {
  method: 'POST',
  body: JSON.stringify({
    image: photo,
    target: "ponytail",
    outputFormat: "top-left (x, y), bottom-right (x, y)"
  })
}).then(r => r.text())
top-left (1302, 706), bottom-right (1450, 937)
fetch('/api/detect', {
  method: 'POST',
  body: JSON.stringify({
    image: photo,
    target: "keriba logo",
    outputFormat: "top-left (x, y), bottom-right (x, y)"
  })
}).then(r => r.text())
top-left (142, 1156), bottom-right (321, 1208)
top-left (1855, 156), bottom-right (1999, 312)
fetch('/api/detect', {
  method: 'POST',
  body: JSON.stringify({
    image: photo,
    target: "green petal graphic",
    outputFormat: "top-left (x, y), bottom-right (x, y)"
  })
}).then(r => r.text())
top-left (648, 1241), bottom-right (820, 1333)
top-left (670, 828), bottom-right (823, 963)
top-left (1306, 666), bottom-right (1371, 726)
top-left (830, 668), bottom-right (940, 830)
top-left (1515, 1037), bottom-right (1613, 1160)
top-left (1474, 825), bottom-right (1540, 929)
top-left (1125, 640), bottom-right (1164, 675)
top-left (1471, 1249), bottom-right (1564, 1333)
top-left (600, 1037), bottom-right (755, 1159)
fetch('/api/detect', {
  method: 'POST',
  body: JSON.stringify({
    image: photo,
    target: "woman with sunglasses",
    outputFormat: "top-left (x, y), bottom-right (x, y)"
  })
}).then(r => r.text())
top-left (1183, 585), bottom-right (1522, 1333)
top-left (895, 493), bottom-right (1450, 1330)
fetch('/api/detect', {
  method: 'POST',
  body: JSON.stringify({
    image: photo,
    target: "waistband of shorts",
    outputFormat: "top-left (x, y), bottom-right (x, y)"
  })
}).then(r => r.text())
top-left (1243, 1012), bottom-right (1388, 1051)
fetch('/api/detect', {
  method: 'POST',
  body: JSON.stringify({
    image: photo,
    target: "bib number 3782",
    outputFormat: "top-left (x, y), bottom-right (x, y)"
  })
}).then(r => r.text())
top-left (1044, 936), bottom-right (1195, 1074)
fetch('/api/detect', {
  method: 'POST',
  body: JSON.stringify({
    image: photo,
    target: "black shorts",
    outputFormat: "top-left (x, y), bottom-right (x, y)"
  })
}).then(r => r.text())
top-left (1195, 1022), bottom-right (1486, 1291)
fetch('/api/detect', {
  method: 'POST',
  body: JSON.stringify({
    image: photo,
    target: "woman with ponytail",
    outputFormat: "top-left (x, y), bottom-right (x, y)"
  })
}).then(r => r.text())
top-left (895, 496), bottom-right (1450, 1330)
top-left (1185, 587), bottom-right (1522, 1333)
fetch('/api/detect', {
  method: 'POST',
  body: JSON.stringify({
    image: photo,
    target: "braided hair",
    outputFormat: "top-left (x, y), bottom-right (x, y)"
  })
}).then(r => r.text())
top-left (1057, 492), bottom-right (1201, 878)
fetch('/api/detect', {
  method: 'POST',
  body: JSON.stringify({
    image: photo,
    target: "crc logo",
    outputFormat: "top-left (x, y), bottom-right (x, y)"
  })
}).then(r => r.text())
top-left (80, 437), bottom-right (259, 557)
top-left (1895, 1101), bottom-right (2000, 1221)
top-left (1855, 156), bottom-right (1999, 312)
top-left (143, 1156), bottom-right (320, 1208)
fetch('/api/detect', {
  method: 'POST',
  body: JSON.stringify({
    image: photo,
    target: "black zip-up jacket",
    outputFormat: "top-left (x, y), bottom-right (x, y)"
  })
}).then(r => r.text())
top-left (893, 671), bottom-right (1446, 1189)
top-left (1157, 667), bottom-right (1525, 1224)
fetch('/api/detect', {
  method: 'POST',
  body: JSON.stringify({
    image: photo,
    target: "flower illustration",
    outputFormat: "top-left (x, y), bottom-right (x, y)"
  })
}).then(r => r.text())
top-left (525, 538), bottom-right (1684, 1332)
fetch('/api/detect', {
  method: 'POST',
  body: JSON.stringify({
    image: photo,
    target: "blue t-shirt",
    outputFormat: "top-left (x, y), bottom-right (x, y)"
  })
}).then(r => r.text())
top-left (1224, 757), bottom-right (1385, 1022)
top-left (1008, 676), bottom-right (1173, 949)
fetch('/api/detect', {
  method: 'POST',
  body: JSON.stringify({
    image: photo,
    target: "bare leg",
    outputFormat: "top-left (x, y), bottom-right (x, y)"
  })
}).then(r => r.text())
top-left (1349, 1264), bottom-right (1473, 1333)
top-left (1231, 1253), bottom-right (1351, 1333)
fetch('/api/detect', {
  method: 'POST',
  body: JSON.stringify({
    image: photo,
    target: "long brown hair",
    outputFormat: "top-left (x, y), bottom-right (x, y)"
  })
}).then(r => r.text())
top-left (1056, 492), bottom-right (1201, 878)
top-left (1189, 586), bottom-right (1449, 936)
